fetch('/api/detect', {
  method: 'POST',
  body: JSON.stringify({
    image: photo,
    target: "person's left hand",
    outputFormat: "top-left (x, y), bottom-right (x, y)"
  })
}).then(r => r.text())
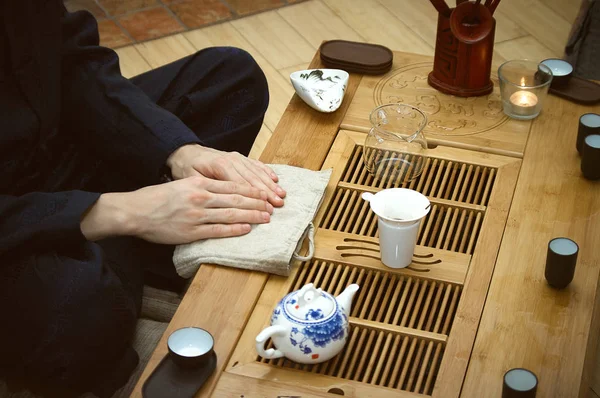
top-left (167, 144), bottom-right (286, 207)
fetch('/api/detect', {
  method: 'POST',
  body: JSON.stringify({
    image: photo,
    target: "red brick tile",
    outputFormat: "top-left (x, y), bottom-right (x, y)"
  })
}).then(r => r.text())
top-left (97, 19), bottom-right (132, 48)
top-left (225, 0), bottom-right (283, 15)
top-left (64, 0), bottom-right (107, 19)
top-left (98, 0), bottom-right (158, 16)
top-left (170, 0), bottom-right (232, 28)
top-left (118, 7), bottom-right (185, 41)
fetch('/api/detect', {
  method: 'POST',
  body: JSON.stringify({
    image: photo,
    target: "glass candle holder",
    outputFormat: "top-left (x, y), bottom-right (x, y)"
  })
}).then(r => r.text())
top-left (498, 60), bottom-right (553, 120)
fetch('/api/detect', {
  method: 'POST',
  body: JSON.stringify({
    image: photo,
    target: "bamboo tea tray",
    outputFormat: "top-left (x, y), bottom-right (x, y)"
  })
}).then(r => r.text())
top-left (133, 51), bottom-right (600, 398)
top-left (227, 130), bottom-right (520, 397)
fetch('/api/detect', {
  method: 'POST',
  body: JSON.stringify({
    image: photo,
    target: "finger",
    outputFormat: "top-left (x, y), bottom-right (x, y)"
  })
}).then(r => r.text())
top-left (207, 193), bottom-right (274, 214)
top-left (234, 163), bottom-right (284, 207)
top-left (250, 159), bottom-right (279, 183)
top-left (202, 178), bottom-right (268, 201)
top-left (246, 160), bottom-right (287, 199)
top-left (202, 208), bottom-right (271, 225)
top-left (193, 223), bottom-right (252, 240)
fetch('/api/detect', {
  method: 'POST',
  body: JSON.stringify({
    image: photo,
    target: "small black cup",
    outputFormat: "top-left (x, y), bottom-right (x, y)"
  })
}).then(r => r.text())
top-left (545, 237), bottom-right (578, 289)
top-left (502, 368), bottom-right (538, 398)
top-left (582, 134), bottom-right (600, 180)
top-left (540, 58), bottom-right (573, 89)
top-left (167, 327), bottom-right (215, 368)
top-left (577, 113), bottom-right (600, 154)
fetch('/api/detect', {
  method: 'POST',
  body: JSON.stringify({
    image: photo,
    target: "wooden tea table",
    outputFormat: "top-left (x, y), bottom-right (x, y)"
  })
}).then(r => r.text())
top-left (132, 51), bottom-right (600, 397)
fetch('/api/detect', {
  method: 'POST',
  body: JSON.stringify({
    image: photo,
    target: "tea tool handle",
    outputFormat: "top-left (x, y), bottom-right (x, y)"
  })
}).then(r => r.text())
top-left (429, 0), bottom-right (452, 17)
top-left (361, 192), bottom-right (375, 202)
top-left (256, 325), bottom-right (287, 359)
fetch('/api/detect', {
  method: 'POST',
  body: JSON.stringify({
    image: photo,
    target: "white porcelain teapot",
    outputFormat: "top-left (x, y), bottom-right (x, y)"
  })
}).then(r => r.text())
top-left (255, 283), bottom-right (359, 364)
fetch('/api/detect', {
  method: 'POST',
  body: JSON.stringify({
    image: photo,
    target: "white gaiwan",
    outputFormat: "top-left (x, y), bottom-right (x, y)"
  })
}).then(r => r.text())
top-left (256, 283), bottom-right (359, 364)
top-left (290, 69), bottom-right (349, 113)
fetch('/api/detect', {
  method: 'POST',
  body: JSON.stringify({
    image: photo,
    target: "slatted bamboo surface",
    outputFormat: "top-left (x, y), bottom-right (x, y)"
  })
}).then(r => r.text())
top-left (226, 130), bottom-right (520, 397)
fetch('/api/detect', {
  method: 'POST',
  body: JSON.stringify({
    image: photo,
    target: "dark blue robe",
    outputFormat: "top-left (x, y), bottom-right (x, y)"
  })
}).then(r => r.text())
top-left (0, 1), bottom-right (269, 396)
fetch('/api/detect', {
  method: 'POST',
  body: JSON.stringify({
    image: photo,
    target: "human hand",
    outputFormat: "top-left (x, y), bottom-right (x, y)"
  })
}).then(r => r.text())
top-left (81, 175), bottom-right (272, 244)
top-left (166, 144), bottom-right (286, 207)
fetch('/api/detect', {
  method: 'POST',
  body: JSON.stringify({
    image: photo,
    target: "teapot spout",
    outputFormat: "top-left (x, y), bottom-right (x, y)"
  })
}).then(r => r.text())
top-left (335, 284), bottom-right (359, 316)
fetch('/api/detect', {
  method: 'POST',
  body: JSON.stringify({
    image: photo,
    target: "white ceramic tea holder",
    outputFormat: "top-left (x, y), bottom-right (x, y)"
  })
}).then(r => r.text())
top-left (290, 69), bottom-right (349, 113)
top-left (362, 188), bottom-right (431, 268)
top-left (255, 283), bottom-right (359, 364)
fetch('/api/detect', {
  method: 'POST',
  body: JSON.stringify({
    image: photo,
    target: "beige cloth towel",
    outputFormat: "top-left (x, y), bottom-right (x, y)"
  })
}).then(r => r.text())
top-left (173, 165), bottom-right (332, 277)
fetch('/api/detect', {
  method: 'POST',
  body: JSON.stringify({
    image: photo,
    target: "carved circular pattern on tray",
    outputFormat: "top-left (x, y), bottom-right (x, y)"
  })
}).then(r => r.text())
top-left (373, 62), bottom-right (509, 136)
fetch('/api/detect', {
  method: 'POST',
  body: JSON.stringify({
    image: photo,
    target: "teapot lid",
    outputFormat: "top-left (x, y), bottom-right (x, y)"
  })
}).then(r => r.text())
top-left (283, 283), bottom-right (336, 322)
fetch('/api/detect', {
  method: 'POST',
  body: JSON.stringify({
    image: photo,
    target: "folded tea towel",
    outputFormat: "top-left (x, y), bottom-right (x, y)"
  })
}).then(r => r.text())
top-left (173, 165), bottom-right (333, 277)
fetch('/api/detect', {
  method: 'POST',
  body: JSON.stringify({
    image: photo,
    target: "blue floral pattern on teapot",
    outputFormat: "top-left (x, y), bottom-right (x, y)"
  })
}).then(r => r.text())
top-left (256, 283), bottom-right (359, 364)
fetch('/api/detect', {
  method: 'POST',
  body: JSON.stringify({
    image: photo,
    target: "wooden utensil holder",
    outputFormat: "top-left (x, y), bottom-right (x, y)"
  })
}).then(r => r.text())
top-left (428, 9), bottom-right (496, 97)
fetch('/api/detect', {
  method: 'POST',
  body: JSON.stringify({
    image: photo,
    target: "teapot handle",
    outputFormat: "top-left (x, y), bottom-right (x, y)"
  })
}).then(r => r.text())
top-left (255, 325), bottom-right (287, 360)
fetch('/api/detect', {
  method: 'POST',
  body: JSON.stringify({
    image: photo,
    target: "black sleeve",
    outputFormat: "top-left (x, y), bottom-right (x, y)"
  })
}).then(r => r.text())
top-left (59, 8), bottom-right (201, 186)
top-left (0, 191), bottom-right (101, 256)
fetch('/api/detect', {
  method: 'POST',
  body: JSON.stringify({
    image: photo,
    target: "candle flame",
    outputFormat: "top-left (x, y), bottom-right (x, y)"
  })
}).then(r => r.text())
top-left (518, 93), bottom-right (529, 106)
top-left (520, 77), bottom-right (526, 87)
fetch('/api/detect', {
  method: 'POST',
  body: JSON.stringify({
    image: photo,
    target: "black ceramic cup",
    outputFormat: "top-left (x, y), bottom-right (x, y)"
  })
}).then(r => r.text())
top-left (502, 368), bottom-right (538, 398)
top-left (167, 327), bottom-right (215, 368)
top-left (540, 58), bottom-right (573, 89)
top-left (545, 237), bottom-right (579, 289)
top-left (582, 134), bottom-right (600, 180)
top-left (577, 113), bottom-right (600, 154)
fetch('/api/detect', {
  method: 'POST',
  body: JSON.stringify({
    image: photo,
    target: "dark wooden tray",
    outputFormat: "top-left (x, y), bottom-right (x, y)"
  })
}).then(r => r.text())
top-left (142, 352), bottom-right (217, 398)
top-left (550, 76), bottom-right (600, 105)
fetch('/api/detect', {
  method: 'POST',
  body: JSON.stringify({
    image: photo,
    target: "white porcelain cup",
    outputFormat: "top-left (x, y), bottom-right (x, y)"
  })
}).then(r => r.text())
top-left (362, 188), bottom-right (431, 268)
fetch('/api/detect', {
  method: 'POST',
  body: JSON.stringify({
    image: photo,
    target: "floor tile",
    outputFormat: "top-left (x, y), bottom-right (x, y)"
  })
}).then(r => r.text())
top-left (98, 0), bottom-right (158, 16)
top-left (278, 63), bottom-right (309, 82)
top-left (118, 7), bottom-right (185, 41)
top-left (114, 46), bottom-right (152, 78)
top-left (170, 0), bottom-right (233, 29)
top-left (323, 0), bottom-right (433, 55)
top-left (544, 0), bottom-right (583, 24)
top-left (135, 34), bottom-right (196, 68)
top-left (493, 9), bottom-right (529, 43)
top-left (64, 0), bottom-right (106, 19)
top-left (278, 1), bottom-right (363, 49)
top-left (495, 35), bottom-right (559, 61)
top-left (226, 0), bottom-right (284, 16)
top-left (231, 11), bottom-right (315, 69)
top-left (499, 0), bottom-right (571, 55)
top-left (97, 19), bottom-right (132, 48)
top-left (248, 124), bottom-right (273, 160)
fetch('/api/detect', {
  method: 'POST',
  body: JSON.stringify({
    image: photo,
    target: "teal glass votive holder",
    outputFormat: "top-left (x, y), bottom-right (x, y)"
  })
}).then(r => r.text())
top-left (498, 60), bottom-right (553, 120)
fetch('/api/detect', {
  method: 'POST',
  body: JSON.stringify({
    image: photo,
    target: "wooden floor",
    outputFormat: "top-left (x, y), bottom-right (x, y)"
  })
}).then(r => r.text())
top-left (113, 0), bottom-right (600, 395)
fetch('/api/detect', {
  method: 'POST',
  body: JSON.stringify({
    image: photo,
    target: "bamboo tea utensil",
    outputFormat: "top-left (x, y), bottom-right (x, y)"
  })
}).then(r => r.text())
top-left (428, 0), bottom-right (497, 96)
top-left (429, 0), bottom-right (451, 17)
top-left (488, 0), bottom-right (501, 15)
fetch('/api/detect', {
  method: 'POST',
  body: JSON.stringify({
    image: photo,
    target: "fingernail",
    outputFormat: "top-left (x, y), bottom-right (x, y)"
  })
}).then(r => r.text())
top-left (271, 173), bottom-right (278, 180)
top-left (276, 187), bottom-right (286, 196)
top-left (242, 224), bottom-right (251, 233)
top-left (262, 212), bottom-right (271, 222)
top-left (266, 203), bottom-right (274, 214)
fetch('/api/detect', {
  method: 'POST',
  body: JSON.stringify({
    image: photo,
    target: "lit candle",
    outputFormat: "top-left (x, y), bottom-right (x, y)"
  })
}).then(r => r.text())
top-left (509, 81), bottom-right (538, 117)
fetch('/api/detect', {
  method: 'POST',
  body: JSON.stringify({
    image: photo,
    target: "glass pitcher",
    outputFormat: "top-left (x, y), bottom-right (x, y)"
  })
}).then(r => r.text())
top-left (364, 104), bottom-right (428, 185)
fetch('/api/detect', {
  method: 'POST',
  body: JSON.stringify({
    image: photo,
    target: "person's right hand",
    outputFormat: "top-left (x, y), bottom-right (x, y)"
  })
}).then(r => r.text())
top-left (81, 175), bottom-right (272, 244)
